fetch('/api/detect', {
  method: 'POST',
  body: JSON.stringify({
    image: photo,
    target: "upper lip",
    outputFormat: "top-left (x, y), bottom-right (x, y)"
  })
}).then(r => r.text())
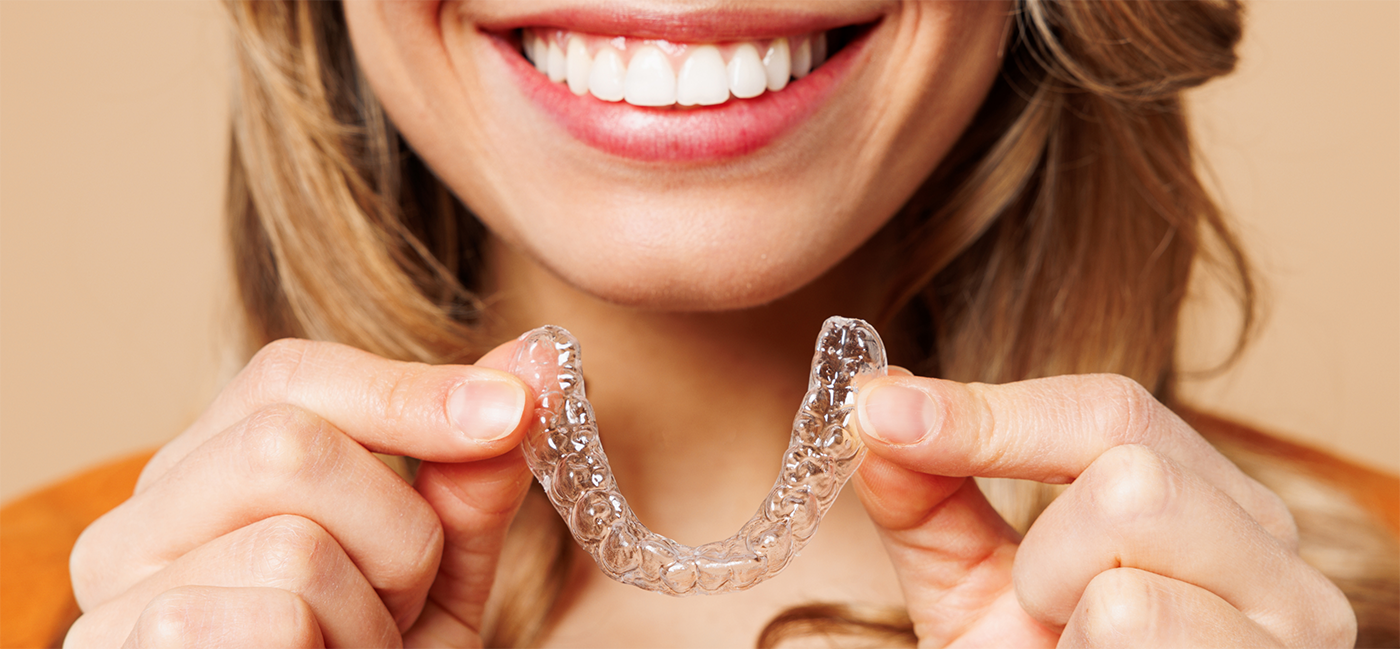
top-left (475, 2), bottom-right (889, 42)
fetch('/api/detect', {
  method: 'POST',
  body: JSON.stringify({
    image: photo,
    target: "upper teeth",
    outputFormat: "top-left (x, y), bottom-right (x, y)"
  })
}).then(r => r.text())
top-left (522, 29), bottom-right (829, 107)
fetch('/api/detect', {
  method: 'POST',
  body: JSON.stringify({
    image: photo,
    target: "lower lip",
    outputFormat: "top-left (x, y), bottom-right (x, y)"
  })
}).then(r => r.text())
top-left (490, 31), bottom-right (868, 163)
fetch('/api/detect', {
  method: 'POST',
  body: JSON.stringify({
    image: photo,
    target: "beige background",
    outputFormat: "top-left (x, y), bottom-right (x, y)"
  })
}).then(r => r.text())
top-left (1, 1), bottom-right (1397, 502)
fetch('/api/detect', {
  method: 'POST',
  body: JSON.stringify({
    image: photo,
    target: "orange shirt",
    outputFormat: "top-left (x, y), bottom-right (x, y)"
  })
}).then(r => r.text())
top-left (3, 416), bottom-right (1396, 649)
top-left (2, 451), bottom-right (154, 649)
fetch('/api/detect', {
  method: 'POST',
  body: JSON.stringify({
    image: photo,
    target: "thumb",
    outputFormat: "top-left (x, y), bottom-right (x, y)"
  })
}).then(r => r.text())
top-left (404, 339), bottom-right (536, 647)
top-left (853, 455), bottom-right (1041, 644)
top-left (853, 374), bottom-right (1016, 563)
top-left (852, 376), bottom-right (1053, 646)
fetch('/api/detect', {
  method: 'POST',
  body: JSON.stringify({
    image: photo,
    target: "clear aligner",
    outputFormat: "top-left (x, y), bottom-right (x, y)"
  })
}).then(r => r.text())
top-left (507, 316), bottom-right (887, 596)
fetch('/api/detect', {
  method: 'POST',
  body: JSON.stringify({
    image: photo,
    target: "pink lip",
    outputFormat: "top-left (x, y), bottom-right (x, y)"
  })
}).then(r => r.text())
top-left (487, 21), bottom-right (873, 163)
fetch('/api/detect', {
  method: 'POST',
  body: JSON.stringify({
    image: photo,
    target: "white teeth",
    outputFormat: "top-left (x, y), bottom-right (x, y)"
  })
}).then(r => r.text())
top-left (624, 45), bottom-right (677, 106)
top-left (531, 33), bottom-right (549, 74)
top-left (675, 45), bottom-right (729, 106)
top-left (566, 37), bottom-right (592, 95)
top-left (727, 43), bottom-right (767, 99)
top-left (763, 38), bottom-right (791, 92)
top-left (791, 38), bottom-right (812, 79)
top-left (589, 47), bottom-right (626, 101)
top-left (546, 40), bottom-right (567, 83)
top-left (526, 29), bottom-right (835, 107)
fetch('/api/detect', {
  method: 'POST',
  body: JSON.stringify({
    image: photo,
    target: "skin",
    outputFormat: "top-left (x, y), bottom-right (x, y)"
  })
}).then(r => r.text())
top-left (66, 1), bottom-right (1356, 647)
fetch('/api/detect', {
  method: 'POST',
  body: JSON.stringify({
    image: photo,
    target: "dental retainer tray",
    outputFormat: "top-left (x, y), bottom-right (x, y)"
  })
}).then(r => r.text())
top-left (508, 316), bottom-right (887, 595)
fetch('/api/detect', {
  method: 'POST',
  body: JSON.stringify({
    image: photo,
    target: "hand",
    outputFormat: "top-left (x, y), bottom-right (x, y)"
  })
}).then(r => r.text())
top-left (66, 338), bottom-right (535, 648)
top-left (853, 371), bottom-right (1357, 647)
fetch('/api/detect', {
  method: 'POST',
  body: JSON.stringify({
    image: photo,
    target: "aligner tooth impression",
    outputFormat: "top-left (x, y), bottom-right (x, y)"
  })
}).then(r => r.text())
top-left (507, 316), bottom-right (887, 595)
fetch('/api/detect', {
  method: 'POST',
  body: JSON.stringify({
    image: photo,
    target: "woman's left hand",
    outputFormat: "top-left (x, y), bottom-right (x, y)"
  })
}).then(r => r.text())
top-left (853, 372), bottom-right (1356, 647)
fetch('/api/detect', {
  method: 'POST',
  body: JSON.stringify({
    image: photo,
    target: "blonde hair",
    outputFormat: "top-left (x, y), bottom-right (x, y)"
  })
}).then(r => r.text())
top-left (223, 0), bottom-right (1398, 646)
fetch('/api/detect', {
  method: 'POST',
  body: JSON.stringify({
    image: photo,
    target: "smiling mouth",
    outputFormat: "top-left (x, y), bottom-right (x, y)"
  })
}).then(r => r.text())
top-left (517, 25), bottom-right (869, 109)
top-left (487, 12), bottom-right (877, 162)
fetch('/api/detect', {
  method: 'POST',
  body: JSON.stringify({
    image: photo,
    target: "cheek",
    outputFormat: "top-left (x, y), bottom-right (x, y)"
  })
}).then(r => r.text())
top-left (344, 2), bottom-right (463, 137)
top-left (345, 0), bottom-right (525, 234)
top-left (843, 2), bottom-right (1010, 204)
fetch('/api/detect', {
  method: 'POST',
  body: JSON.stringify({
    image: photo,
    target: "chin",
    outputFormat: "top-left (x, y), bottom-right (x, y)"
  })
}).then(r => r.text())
top-left (543, 244), bottom-right (834, 312)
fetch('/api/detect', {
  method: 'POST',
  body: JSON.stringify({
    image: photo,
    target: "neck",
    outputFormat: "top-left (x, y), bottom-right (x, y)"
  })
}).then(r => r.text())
top-left (484, 236), bottom-right (882, 545)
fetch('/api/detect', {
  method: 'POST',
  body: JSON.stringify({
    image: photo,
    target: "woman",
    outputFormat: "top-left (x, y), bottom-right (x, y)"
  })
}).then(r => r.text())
top-left (60, 0), bottom-right (1396, 646)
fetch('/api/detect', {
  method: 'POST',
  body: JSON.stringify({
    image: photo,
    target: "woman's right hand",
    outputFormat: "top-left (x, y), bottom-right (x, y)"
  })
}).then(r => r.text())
top-left (64, 337), bottom-right (536, 648)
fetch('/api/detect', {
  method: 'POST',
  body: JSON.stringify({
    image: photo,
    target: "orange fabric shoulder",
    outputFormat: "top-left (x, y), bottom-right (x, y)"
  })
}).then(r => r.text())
top-left (0, 450), bottom-right (154, 649)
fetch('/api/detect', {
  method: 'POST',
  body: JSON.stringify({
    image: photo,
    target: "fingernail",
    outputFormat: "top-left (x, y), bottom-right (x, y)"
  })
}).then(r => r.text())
top-left (861, 384), bottom-right (939, 445)
top-left (447, 378), bottom-right (527, 441)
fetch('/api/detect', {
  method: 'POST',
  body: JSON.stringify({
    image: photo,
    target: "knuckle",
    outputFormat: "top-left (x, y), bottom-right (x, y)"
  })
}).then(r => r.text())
top-left (422, 511), bottom-right (446, 562)
top-left (965, 383), bottom-right (1011, 469)
top-left (245, 515), bottom-right (335, 591)
top-left (68, 525), bottom-right (102, 606)
top-left (1079, 569), bottom-right (1161, 643)
top-left (1090, 374), bottom-right (1159, 446)
top-left (361, 498), bottom-right (443, 595)
top-left (132, 587), bottom-right (206, 649)
top-left (1251, 483), bottom-right (1300, 549)
top-left (395, 514), bottom-right (445, 590)
top-left (244, 338), bottom-right (313, 399)
top-left (1305, 572), bottom-right (1359, 647)
top-left (1321, 610), bottom-right (1359, 647)
top-left (260, 588), bottom-right (323, 648)
top-left (375, 361), bottom-right (434, 432)
top-left (1087, 444), bottom-right (1175, 525)
top-left (128, 587), bottom-right (323, 649)
top-left (237, 404), bottom-right (338, 483)
top-left (69, 511), bottom-right (148, 613)
top-left (1325, 592), bottom-right (1359, 647)
top-left (62, 613), bottom-right (100, 648)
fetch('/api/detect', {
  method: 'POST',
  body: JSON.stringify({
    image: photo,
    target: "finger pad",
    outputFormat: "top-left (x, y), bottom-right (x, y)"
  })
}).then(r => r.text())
top-left (855, 454), bottom-right (964, 531)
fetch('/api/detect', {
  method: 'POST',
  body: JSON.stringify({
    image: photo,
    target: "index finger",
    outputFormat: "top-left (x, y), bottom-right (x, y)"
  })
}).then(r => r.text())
top-left (140, 338), bottom-right (530, 491)
top-left (854, 373), bottom-right (1294, 542)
